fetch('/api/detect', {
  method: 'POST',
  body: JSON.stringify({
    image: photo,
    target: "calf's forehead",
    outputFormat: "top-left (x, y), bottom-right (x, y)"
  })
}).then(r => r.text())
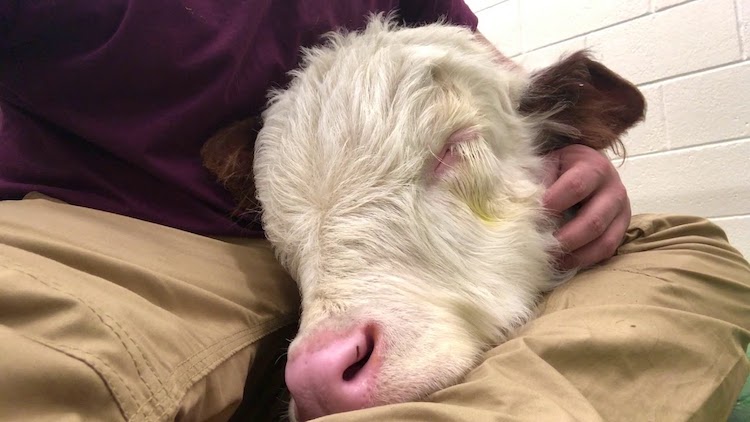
top-left (256, 24), bottom-right (537, 282)
top-left (281, 44), bottom-right (525, 179)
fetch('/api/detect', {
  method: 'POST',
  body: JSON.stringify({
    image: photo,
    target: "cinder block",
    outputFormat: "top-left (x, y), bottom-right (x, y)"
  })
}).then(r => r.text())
top-left (476, 0), bottom-right (522, 56)
top-left (487, 0), bottom-right (750, 246)
top-left (587, 0), bottom-right (741, 84)
top-left (515, 37), bottom-right (586, 71)
top-left (663, 62), bottom-right (750, 148)
top-left (616, 139), bottom-right (750, 218)
top-left (519, 0), bottom-right (649, 51)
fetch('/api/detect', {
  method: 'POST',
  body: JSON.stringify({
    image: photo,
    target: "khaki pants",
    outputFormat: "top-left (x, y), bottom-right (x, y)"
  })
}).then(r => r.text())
top-left (1, 195), bottom-right (748, 422)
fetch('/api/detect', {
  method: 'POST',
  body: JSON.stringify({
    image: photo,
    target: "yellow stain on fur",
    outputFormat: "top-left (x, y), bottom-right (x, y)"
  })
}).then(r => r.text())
top-left (466, 195), bottom-right (500, 224)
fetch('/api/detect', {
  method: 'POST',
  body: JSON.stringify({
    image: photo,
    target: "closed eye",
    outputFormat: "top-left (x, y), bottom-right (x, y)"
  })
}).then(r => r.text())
top-left (431, 127), bottom-right (479, 179)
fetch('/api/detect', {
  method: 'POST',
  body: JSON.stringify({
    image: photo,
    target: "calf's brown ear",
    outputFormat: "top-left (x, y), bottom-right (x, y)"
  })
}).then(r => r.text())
top-left (519, 50), bottom-right (646, 156)
top-left (201, 116), bottom-right (260, 212)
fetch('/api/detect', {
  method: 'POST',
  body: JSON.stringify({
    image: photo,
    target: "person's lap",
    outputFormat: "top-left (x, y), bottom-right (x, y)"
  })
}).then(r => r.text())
top-left (1, 196), bottom-right (748, 421)
top-left (0, 194), bottom-right (299, 421)
top-left (319, 215), bottom-right (750, 421)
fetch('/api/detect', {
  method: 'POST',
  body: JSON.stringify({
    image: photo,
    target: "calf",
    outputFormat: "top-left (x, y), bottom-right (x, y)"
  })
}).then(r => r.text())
top-left (203, 16), bottom-right (645, 422)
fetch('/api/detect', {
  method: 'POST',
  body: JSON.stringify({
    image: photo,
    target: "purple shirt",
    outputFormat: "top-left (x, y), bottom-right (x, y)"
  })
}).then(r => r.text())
top-left (0, 0), bottom-right (477, 236)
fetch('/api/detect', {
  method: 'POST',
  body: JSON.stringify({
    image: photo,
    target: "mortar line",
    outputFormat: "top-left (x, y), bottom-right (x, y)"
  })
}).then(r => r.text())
top-left (733, 0), bottom-right (747, 59)
top-left (616, 137), bottom-right (750, 160)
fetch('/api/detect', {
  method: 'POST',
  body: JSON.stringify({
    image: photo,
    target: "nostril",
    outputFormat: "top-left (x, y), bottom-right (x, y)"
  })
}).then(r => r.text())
top-left (285, 323), bottom-right (381, 420)
top-left (342, 332), bottom-right (375, 381)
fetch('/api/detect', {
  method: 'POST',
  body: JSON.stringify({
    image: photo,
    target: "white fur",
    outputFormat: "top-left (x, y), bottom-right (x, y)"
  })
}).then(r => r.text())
top-left (254, 16), bottom-right (564, 415)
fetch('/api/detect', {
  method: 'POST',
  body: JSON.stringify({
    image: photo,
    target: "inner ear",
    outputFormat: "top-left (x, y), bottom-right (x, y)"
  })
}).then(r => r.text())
top-left (519, 50), bottom-right (646, 156)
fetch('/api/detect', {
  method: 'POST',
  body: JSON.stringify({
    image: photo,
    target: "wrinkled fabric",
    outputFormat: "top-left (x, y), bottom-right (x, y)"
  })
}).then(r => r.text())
top-left (316, 214), bottom-right (750, 422)
top-left (1, 198), bottom-right (748, 421)
top-left (0, 194), bottom-right (299, 421)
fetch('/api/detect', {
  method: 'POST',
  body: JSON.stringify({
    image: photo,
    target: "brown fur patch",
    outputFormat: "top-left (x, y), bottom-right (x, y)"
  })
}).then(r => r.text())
top-left (200, 116), bottom-right (260, 213)
top-left (519, 50), bottom-right (646, 156)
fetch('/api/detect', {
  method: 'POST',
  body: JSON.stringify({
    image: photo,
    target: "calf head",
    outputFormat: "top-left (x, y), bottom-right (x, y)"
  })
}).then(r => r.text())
top-left (203, 16), bottom-right (644, 422)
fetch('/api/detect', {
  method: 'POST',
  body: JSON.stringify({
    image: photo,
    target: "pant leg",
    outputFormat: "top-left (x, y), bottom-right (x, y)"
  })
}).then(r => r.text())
top-left (318, 214), bottom-right (750, 422)
top-left (0, 195), bottom-right (300, 421)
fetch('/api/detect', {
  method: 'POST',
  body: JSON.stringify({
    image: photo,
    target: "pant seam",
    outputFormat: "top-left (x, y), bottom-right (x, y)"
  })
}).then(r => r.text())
top-left (133, 313), bottom-right (298, 422)
top-left (14, 331), bottom-right (132, 421)
top-left (1, 241), bottom-right (205, 395)
top-left (0, 258), bottom-right (168, 417)
top-left (0, 254), bottom-right (300, 422)
top-left (143, 332), bottom-right (254, 422)
top-left (134, 327), bottom-right (255, 421)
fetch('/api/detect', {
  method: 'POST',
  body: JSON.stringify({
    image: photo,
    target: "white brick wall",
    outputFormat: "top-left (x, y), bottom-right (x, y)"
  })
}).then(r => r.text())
top-left (469, 0), bottom-right (750, 258)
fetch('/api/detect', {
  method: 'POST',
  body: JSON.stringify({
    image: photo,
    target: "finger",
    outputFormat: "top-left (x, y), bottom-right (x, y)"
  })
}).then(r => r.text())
top-left (555, 183), bottom-right (626, 253)
top-left (542, 162), bottom-right (605, 215)
top-left (559, 208), bottom-right (630, 270)
top-left (539, 149), bottom-right (562, 189)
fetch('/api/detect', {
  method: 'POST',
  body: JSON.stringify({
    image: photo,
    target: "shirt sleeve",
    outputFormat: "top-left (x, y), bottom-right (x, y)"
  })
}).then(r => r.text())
top-left (398, 0), bottom-right (478, 31)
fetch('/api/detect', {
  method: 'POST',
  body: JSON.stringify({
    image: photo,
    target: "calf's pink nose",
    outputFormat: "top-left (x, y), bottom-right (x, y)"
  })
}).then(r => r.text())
top-left (285, 325), bottom-right (378, 421)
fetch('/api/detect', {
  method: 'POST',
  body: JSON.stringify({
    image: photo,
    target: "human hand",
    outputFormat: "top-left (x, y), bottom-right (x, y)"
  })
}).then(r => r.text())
top-left (541, 144), bottom-right (631, 270)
